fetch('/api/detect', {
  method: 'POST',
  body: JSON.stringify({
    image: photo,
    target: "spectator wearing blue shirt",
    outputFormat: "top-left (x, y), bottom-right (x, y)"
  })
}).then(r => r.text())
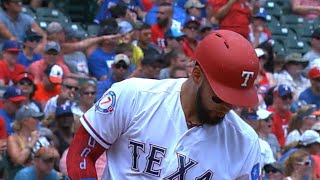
top-left (96, 54), bottom-right (131, 100)
top-left (14, 146), bottom-right (60, 180)
top-left (299, 66), bottom-right (320, 108)
top-left (17, 30), bottom-right (42, 67)
top-left (87, 18), bottom-right (120, 80)
top-left (0, 86), bottom-right (26, 134)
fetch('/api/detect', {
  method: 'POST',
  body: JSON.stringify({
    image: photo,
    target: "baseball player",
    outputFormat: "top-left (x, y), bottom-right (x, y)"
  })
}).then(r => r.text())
top-left (66, 30), bottom-right (262, 180)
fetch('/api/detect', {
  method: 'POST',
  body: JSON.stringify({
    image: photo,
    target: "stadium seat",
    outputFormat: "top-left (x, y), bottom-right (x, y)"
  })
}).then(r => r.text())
top-left (271, 40), bottom-right (286, 55)
top-left (265, 15), bottom-right (280, 27)
top-left (284, 38), bottom-right (310, 54)
top-left (264, 1), bottom-right (283, 18)
top-left (280, 14), bottom-right (305, 26)
top-left (36, 7), bottom-right (71, 24)
top-left (21, 6), bottom-right (37, 19)
top-left (87, 24), bottom-right (100, 37)
top-left (268, 25), bottom-right (297, 43)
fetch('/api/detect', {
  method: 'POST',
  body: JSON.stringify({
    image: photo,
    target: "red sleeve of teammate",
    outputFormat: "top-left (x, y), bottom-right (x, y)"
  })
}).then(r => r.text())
top-left (67, 125), bottom-right (106, 180)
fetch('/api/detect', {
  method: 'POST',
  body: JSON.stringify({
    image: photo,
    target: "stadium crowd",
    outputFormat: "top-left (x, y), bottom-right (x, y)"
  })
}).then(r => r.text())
top-left (0, 0), bottom-right (320, 179)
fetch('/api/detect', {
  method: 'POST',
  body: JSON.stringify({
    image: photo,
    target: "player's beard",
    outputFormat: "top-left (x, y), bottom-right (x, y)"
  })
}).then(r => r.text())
top-left (196, 84), bottom-right (224, 126)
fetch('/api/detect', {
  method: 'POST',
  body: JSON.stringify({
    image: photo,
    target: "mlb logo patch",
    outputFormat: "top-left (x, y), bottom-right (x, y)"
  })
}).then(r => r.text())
top-left (251, 163), bottom-right (260, 180)
top-left (96, 91), bottom-right (116, 114)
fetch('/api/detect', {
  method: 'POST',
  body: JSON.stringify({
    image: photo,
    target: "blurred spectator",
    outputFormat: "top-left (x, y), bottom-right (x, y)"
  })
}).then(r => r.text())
top-left (0, 0), bottom-right (45, 46)
top-left (44, 77), bottom-right (80, 116)
top-left (273, 55), bottom-right (286, 75)
top-left (291, 0), bottom-right (320, 19)
top-left (27, 0), bottom-right (54, 13)
top-left (268, 84), bottom-right (293, 147)
top-left (241, 108), bottom-right (276, 166)
top-left (0, 86), bottom-right (26, 134)
top-left (137, 54), bottom-right (162, 79)
top-left (181, 16), bottom-right (199, 57)
top-left (17, 30), bottom-right (42, 68)
top-left (0, 40), bottom-right (25, 86)
top-left (304, 28), bottom-right (320, 75)
top-left (184, 0), bottom-right (205, 20)
top-left (286, 105), bottom-right (319, 145)
top-left (299, 66), bottom-right (320, 107)
top-left (96, 54), bottom-right (131, 100)
top-left (163, 28), bottom-right (185, 54)
top-left (169, 66), bottom-right (188, 78)
top-left (311, 122), bottom-right (320, 178)
top-left (72, 80), bottom-right (97, 116)
top-left (151, 2), bottom-right (182, 49)
top-left (53, 104), bottom-right (74, 156)
top-left (198, 22), bottom-right (214, 39)
top-left (206, 0), bottom-right (251, 39)
top-left (263, 162), bottom-right (284, 180)
top-left (159, 49), bottom-right (187, 79)
top-left (6, 105), bottom-right (43, 179)
top-left (249, 8), bottom-right (271, 48)
top-left (275, 53), bottom-right (310, 100)
top-left (28, 41), bottom-right (70, 83)
top-left (33, 65), bottom-right (62, 107)
top-left (87, 18), bottom-right (119, 80)
top-left (185, 60), bottom-right (195, 77)
top-left (109, 4), bottom-right (133, 23)
top-left (14, 146), bottom-right (60, 180)
top-left (284, 149), bottom-right (312, 180)
top-left (62, 29), bottom-right (90, 79)
top-left (14, 72), bottom-right (42, 113)
top-left (258, 41), bottom-right (275, 74)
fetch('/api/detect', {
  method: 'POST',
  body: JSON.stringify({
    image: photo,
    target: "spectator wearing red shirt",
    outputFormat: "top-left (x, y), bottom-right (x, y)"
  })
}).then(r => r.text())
top-left (181, 16), bottom-right (200, 58)
top-left (268, 84), bottom-right (293, 147)
top-left (0, 40), bottom-right (25, 86)
top-left (207, 0), bottom-right (251, 39)
top-left (151, 2), bottom-right (181, 49)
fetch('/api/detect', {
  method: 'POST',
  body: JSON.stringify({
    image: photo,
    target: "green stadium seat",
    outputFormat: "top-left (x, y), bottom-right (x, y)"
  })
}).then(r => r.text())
top-left (280, 15), bottom-right (305, 26)
top-left (270, 40), bottom-right (286, 55)
top-left (265, 15), bottom-right (280, 27)
top-left (36, 7), bottom-right (71, 24)
top-left (284, 39), bottom-right (310, 54)
top-left (265, 1), bottom-right (283, 18)
top-left (21, 6), bottom-right (36, 19)
top-left (87, 24), bottom-right (100, 37)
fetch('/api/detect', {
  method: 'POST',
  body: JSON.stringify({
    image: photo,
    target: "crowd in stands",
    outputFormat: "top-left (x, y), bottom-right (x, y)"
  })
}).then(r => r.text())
top-left (0, 0), bottom-right (320, 179)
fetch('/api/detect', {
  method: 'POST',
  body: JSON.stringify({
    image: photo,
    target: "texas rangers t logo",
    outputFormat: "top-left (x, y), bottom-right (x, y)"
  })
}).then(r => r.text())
top-left (241, 71), bottom-right (254, 87)
top-left (96, 91), bottom-right (116, 113)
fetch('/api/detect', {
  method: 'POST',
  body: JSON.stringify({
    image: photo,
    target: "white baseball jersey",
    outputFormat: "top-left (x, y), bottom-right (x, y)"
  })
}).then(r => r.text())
top-left (80, 78), bottom-right (262, 180)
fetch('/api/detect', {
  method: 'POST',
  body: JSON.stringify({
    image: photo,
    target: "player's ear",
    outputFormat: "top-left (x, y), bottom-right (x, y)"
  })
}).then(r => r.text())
top-left (191, 65), bottom-right (203, 84)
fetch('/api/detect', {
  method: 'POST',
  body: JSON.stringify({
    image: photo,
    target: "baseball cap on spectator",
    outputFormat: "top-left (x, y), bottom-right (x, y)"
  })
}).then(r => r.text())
top-left (65, 28), bottom-right (86, 40)
top-left (114, 54), bottom-right (130, 65)
top-left (241, 108), bottom-right (272, 120)
top-left (98, 18), bottom-right (120, 36)
top-left (44, 41), bottom-right (60, 55)
top-left (2, 40), bottom-right (21, 52)
top-left (273, 84), bottom-right (292, 97)
top-left (312, 122), bottom-right (320, 131)
top-left (14, 72), bottom-right (34, 83)
top-left (34, 146), bottom-right (60, 160)
top-left (16, 105), bottom-right (44, 121)
top-left (256, 109), bottom-right (273, 120)
top-left (312, 27), bottom-right (320, 39)
top-left (263, 162), bottom-right (284, 174)
top-left (45, 64), bottom-right (63, 84)
top-left (23, 29), bottom-right (42, 42)
top-left (199, 22), bottom-right (213, 33)
top-left (47, 22), bottom-right (63, 34)
top-left (308, 66), bottom-right (320, 79)
top-left (3, 86), bottom-right (26, 102)
top-left (255, 48), bottom-right (265, 58)
top-left (184, 16), bottom-right (200, 27)
top-left (55, 104), bottom-right (73, 118)
top-left (253, 8), bottom-right (267, 21)
top-left (284, 52), bottom-right (308, 67)
top-left (184, 0), bottom-right (205, 9)
top-left (300, 130), bottom-right (320, 146)
top-left (118, 21), bottom-right (133, 35)
top-left (165, 28), bottom-right (185, 39)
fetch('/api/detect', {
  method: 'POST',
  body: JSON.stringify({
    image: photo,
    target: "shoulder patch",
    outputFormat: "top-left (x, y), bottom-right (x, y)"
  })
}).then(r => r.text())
top-left (251, 163), bottom-right (260, 180)
top-left (96, 91), bottom-right (116, 114)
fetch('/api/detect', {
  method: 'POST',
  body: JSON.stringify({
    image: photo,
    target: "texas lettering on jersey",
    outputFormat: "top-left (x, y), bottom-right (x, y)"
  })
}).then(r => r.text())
top-left (128, 139), bottom-right (214, 179)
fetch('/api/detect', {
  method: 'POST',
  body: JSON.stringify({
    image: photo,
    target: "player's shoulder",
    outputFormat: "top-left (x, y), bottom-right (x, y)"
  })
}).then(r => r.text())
top-left (223, 111), bottom-right (259, 143)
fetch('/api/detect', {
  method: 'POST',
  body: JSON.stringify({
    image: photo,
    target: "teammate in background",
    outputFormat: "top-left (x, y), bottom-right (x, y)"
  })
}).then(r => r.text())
top-left (67, 30), bottom-right (262, 179)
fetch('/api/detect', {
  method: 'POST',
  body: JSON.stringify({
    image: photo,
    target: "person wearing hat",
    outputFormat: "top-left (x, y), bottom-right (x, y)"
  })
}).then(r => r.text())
top-left (14, 72), bottom-right (42, 113)
top-left (14, 146), bottom-right (60, 180)
top-left (241, 108), bottom-right (276, 166)
top-left (163, 28), bottom-right (185, 54)
top-left (181, 16), bottom-right (200, 58)
top-left (263, 161), bottom-right (284, 180)
top-left (275, 52), bottom-right (310, 100)
top-left (17, 29), bottom-right (43, 68)
top-left (33, 64), bottom-right (63, 107)
top-left (184, 0), bottom-right (205, 20)
top-left (67, 30), bottom-right (263, 179)
top-left (0, 86), bottom-right (26, 134)
top-left (268, 84), bottom-right (293, 147)
top-left (249, 8), bottom-right (271, 48)
top-left (0, 40), bottom-right (25, 86)
top-left (303, 27), bottom-right (320, 67)
top-left (6, 105), bottom-right (43, 179)
top-left (96, 53), bottom-right (131, 100)
top-left (284, 149), bottom-right (313, 180)
top-left (299, 66), bottom-right (320, 108)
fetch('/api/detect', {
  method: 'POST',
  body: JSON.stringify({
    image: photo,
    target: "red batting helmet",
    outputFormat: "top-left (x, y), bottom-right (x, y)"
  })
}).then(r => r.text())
top-left (194, 30), bottom-right (259, 107)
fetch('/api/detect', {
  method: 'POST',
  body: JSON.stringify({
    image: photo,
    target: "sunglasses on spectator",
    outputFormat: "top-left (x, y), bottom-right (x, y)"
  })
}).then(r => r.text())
top-left (83, 91), bottom-right (96, 96)
top-left (41, 157), bottom-right (55, 163)
top-left (265, 168), bottom-right (279, 174)
top-left (115, 62), bottom-right (129, 69)
top-left (280, 94), bottom-right (293, 101)
top-left (63, 85), bottom-right (79, 91)
top-left (296, 159), bottom-right (311, 167)
top-left (19, 80), bottom-right (33, 86)
top-left (186, 25), bottom-right (198, 30)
